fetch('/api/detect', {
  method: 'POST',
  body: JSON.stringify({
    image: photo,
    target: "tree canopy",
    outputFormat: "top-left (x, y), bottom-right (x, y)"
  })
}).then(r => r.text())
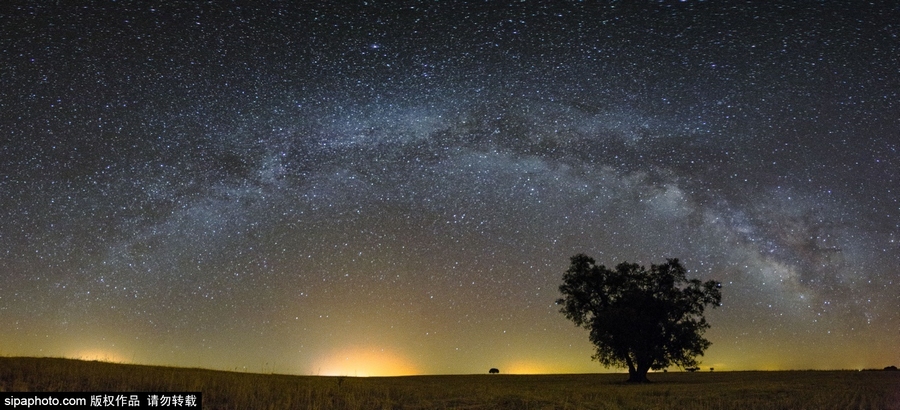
top-left (557, 254), bottom-right (722, 383)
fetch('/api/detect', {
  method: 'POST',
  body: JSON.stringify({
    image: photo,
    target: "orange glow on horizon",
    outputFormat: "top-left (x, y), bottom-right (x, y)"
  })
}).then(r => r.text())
top-left (501, 360), bottom-right (559, 375)
top-left (67, 348), bottom-right (128, 364)
top-left (310, 346), bottom-right (420, 376)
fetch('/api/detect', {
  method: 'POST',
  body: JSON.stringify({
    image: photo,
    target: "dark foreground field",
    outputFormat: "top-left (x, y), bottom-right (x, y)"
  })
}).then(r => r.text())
top-left (1, 357), bottom-right (898, 409)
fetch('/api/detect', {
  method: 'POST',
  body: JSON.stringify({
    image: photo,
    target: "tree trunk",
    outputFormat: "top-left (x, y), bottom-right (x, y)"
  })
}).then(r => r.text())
top-left (626, 365), bottom-right (651, 383)
top-left (626, 357), bottom-right (651, 383)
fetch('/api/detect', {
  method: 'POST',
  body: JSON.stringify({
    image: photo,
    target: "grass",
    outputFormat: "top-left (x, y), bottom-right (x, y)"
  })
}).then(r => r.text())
top-left (1, 357), bottom-right (899, 409)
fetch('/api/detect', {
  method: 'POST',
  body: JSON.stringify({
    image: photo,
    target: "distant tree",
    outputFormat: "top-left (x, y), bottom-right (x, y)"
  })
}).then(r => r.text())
top-left (557, 254), bottom-right (722, 383)
top-left (885, 365), bottom-right (898, 371)
top-left (489, 368), bottom-right (500, 374)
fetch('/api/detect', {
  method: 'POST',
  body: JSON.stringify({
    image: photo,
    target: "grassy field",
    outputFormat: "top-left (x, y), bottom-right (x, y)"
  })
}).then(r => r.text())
top-left (1, 357), bottom-right (898, 409)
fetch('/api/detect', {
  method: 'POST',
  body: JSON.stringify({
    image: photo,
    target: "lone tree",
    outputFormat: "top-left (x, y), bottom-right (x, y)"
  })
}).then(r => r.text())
top-left (557, 254), bottom-right (722, 383)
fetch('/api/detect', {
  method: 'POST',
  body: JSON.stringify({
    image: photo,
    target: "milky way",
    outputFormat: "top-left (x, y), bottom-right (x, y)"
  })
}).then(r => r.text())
top-left (1, 2), bottom-right (898, 374)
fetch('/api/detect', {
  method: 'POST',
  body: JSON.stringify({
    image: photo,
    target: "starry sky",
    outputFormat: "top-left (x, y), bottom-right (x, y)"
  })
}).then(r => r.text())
top-left (1, 2), bottom-right (898, 376)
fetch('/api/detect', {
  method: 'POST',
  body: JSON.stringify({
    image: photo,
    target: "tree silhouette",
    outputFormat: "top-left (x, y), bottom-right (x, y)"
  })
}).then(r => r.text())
top-left (556, 254), bottom-right (722, 383)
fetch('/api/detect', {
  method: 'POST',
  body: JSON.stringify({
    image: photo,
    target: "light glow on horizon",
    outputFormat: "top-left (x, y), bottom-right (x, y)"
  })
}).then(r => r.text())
top-left (67, 349), bottom-right (128, 364)
top-left (310, 346), bottom-right (420, 377)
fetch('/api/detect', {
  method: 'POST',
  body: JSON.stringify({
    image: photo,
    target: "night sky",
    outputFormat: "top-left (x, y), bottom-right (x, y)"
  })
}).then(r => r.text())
top-left (1, 2), bottom-right (898, 376)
